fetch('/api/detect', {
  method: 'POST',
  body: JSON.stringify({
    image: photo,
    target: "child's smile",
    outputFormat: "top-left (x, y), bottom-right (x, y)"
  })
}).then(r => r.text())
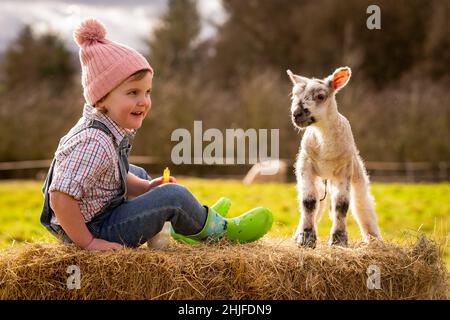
top-left (97, 71), bottom-right (153, 130)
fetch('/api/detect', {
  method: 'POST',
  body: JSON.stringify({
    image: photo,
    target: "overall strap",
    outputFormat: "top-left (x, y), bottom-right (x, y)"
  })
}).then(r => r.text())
top-left (62, 119), bottom-right (117, 147)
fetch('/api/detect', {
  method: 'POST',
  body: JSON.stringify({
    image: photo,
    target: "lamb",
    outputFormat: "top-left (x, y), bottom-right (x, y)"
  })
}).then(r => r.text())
top-left (287, 67), bottom-right (382, 248)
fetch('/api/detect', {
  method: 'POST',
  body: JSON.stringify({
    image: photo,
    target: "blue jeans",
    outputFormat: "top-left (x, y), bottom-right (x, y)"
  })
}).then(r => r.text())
top-left (57, 164), bottom-right (208, 248)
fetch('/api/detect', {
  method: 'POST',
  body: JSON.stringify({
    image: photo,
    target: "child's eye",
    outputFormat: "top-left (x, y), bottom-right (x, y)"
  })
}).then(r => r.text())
top-left (146, 90), bottom-right (151, 95)
top-left (128, 91), bottom-right (137, 95)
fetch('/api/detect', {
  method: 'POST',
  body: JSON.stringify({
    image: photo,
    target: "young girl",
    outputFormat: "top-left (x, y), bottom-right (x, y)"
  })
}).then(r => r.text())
top-left (40, 18), bottom-right (273, 251)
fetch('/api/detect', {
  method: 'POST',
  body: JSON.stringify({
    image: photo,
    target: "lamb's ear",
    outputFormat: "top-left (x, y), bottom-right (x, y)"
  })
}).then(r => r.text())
top-left (287, 69), bottom-right (308, 86)
top-left (327, 67), bottom-right (352, 92)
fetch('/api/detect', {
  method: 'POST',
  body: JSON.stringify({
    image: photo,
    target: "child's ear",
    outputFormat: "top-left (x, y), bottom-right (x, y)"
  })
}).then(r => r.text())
top-left (287, 69), bottom-right (308, 86)
top-left (327, 67), bottom-right (352, 92)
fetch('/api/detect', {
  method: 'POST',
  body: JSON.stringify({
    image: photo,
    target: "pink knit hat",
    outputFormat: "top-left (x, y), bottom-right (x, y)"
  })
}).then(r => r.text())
top-left (74, 18), bottom-right (153, 105)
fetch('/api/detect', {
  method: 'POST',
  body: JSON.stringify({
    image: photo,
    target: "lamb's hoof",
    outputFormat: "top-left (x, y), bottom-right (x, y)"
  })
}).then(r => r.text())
top-left (294, 228), bottom-right (317, 249)
top-left (330, 230), bottom-right (348, 247)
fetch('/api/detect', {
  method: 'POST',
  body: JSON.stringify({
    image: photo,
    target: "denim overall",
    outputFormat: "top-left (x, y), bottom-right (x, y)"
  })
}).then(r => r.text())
top-left (40, 119), bottom-right (131, 242)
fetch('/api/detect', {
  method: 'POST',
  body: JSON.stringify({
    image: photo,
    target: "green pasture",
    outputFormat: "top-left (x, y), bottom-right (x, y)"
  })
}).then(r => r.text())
top-left (0, 179), bottom-right (448, 269)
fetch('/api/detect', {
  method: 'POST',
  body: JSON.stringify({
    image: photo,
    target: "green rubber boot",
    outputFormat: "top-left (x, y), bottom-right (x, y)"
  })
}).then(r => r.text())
top-left (170, 197), bottom-right (231, 245)
top-left (172, 201), bottom-right (273, 244)
top-left (223, 207), bottom-right (273, 242)
top-left (210, 197), bottom-right (232, 217)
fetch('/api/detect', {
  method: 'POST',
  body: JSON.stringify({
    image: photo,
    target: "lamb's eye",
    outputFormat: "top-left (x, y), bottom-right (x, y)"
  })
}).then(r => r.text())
top-left (316, 93), bottom-right (325, 101)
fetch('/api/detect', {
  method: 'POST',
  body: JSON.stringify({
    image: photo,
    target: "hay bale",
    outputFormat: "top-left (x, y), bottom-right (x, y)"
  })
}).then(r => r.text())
top-left (0, 237), bottom-right (447, 300)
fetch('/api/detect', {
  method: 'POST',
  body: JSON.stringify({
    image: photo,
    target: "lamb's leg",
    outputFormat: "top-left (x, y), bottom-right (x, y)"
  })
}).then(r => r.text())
top-left (293, 159), bottom-right (319, 248)
top-left (328, 176), bottom-right (351, 247)
top-left (351, 156), bottom-right (382, 242)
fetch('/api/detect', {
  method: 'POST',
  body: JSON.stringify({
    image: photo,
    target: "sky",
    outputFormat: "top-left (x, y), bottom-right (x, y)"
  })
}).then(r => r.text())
top-left (0, 0), bottom-right (226, 53)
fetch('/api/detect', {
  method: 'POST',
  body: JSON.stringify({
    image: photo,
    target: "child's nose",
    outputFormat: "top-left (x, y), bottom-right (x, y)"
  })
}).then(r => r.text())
top-left (138, 97), bottom-right (149, 107)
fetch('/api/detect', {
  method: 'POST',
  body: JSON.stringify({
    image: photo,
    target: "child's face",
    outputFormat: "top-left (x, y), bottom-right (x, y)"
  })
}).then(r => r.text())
top-left (98, 72), bottom-right (153, 129)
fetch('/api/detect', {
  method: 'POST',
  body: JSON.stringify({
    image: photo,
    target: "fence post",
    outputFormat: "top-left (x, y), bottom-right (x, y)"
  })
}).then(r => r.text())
top-left (405, 162), bottom-right (414, 183)
top-left (438, 162), bottom-right (448, 182)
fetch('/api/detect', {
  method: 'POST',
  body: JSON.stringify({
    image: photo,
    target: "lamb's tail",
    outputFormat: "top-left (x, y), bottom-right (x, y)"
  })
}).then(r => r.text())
top-left (350, 156), bottom-right (382, 242)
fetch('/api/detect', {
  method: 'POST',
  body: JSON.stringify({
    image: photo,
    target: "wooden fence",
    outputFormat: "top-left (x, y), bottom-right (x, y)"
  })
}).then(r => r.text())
top-left (0, 158), bottom-right (448, 182)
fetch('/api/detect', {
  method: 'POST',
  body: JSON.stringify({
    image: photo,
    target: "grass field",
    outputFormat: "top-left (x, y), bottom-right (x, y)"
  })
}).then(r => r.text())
top-left (0, 179), bottom-right (448, 269)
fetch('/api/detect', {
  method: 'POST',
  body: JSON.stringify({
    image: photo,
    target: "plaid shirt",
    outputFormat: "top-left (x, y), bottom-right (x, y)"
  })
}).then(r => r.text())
top-left (49, 104), bottom-right (136, 224)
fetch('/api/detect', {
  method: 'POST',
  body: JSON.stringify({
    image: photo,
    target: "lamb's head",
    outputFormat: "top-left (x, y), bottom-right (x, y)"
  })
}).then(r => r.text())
top-left (287, 67), bottom-right (351, 129)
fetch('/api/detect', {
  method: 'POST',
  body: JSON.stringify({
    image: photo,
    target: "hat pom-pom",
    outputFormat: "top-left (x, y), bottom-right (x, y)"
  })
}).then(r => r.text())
top-left (74, 18), bottom-right (107, 46)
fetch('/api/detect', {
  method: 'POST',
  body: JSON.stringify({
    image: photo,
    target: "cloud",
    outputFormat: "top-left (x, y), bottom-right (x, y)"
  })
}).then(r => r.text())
top-left (0, 0), bottom-right (224, 53)
top-left (197, 0), bottom-right (227, 40)
top-left (1, 0), bottom-right (167, 51)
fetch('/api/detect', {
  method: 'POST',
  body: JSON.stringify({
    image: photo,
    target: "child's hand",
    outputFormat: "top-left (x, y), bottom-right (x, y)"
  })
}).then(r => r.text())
top-left (148, 176), bottom-right (177, 189)
top-left (85, 238), bottom-right (124, 251)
